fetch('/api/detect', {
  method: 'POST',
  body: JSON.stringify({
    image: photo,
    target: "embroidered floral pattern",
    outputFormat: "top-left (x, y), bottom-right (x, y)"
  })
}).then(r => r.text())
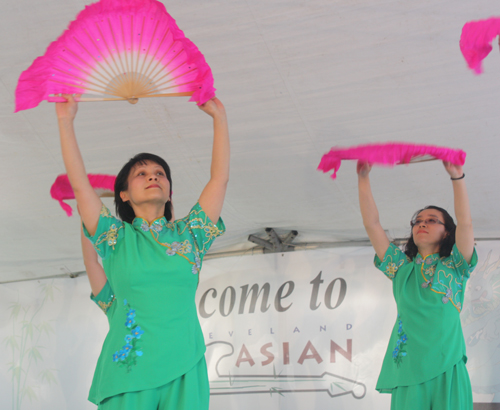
top-left (192, 254), bottom-right (201, 274)
top-left (97, 297), bottom-right (115, 314)
top-left (421, 263), bottom-right (437, 288)
top-left (375, 244), bottom-right (410, 280)
top-left (112, 299), bottom-right (143, 372)
top-left (91, 282), bottom-right (116, 314)
top-left (165, 240), bottom-right (192, 256)
top-left (131, 203), bottom-right (224, 277)
top-left (100, 204), bottom-right (111, 218)
top-left (385, 262), bottom-right (400, 279)
top-left (140, 219), bottom-right (165, 233)
top-left (139, 204), bottom-right (224, 274)
top-left (392, 315), bottom-right (408, 367)
top-left (85, 204), bottom-right (125, 258)
top-left (418, 252), bottom-right (467, 312)
top-left (423, 264), bottom-right (437, 277)
top-left (179, 206), bottom-right (224, 256)
top-left (106, 224), bottom-right (119, 247)
top-left (201, 224), bottom-right (222, 241)
top-left (94, 223), bottom-right (123, 251)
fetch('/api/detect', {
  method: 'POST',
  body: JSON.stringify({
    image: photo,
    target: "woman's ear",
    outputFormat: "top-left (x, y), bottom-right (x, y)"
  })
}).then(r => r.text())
top-left (120, 191), bottom-right (129, 202)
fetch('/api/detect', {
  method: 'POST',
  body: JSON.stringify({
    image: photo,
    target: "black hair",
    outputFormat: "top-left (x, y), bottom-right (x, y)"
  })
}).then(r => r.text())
top-left (114, 153), bottom-right (173, 223)
top-left (403, 205), bottom-right (456, 259)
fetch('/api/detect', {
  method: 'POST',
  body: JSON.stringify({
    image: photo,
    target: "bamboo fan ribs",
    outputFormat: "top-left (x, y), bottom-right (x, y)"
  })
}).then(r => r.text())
top-left (15, 0), bottom-right (215, 112)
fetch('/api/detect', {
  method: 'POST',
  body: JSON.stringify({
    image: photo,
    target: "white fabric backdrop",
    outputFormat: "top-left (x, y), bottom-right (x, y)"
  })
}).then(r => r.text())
top-left (1, 243), bottom-right (499, 409)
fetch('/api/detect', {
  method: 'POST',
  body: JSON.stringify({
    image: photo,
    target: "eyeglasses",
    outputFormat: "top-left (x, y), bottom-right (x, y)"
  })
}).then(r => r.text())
top-left (410, 218), bottom-right (445, 227)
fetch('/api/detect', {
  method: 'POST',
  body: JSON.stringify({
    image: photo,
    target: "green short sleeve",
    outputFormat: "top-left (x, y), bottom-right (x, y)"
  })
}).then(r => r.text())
top-left (83, 204), bottom-right (124, 260)
top-left (90, 281), bottom-right (116, 315)
top-left (374, 243), bottom-right (410, 280)
top-left (451, 244), bottom-right (478, 278)
top-left (177, 202), bottom-right (225, 259)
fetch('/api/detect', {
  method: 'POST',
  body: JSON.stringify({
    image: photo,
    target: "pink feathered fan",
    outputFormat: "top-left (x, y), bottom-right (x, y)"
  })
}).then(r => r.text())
top-left (318, 143), bottom-right (466, 179)
top-left (15, 0), bottom-right (215, 112)
top-left (51, 174), bottom-right (116, 216)
top-left (460, 17), bottom-right (500, 74)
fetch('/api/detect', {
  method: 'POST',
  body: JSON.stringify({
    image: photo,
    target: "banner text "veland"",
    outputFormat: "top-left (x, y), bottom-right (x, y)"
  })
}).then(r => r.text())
top-left (198, 272), bottom-right (347, 318)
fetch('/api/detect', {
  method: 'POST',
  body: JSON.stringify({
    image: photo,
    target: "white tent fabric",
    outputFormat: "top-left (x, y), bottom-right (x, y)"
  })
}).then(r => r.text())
top-left (1, 0), bottom-right (500, 283)
top-left (1, 1), bottom-right (500, 408)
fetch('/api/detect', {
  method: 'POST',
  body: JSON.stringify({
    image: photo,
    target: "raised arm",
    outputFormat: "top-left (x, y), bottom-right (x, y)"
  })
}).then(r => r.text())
top-left (81, 224), bottom-right (107, 296)
top-left (56, 95), bottom-right (102, 235)
top-left (197, 98), bottom-right (229, 223)
top-left (357, 161), bottom-right (391, 260)
top-left (443, 162), bottom-right (474, 263)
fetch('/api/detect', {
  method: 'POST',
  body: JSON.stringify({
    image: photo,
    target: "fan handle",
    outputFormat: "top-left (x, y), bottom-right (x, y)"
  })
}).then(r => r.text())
top-left (47, 92), bottom-right (194, 104)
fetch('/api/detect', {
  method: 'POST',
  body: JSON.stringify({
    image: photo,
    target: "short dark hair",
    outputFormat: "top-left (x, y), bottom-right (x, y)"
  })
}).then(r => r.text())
top-left (403, 205), bottom-right (456, 259)
top-left (114, 153), bottom-right (173, 223)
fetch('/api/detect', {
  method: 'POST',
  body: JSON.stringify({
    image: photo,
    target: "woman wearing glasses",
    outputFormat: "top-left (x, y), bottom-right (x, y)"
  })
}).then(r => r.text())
top-left (357, 161), bottom-right (476, 410)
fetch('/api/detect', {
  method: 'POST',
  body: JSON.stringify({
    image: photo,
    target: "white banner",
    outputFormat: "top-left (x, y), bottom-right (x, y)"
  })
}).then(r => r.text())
top-left (199, 247), bottom-right (392, 410)
top-left (0, 243), bottom-right (499, 409)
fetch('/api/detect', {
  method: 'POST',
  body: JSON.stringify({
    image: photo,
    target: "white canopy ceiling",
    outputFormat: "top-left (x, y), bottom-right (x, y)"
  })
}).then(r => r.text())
top-left (1, 0), bottom-right (499, 283)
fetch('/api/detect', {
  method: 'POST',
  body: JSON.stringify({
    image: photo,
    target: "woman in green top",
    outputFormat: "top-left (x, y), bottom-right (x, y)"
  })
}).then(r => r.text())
top-left (357, 160), bottom-right (476, 410)
top-left (57, 95), bottom-right (229, 410)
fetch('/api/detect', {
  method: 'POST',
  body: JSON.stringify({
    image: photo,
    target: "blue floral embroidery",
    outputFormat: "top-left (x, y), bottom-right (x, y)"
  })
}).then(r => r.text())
top-left (393, 315), bottom-right (408, 367)
top-left (112, 300), bottom-right (144, 372)
top-left (131, 326), bottom-right (144, 339)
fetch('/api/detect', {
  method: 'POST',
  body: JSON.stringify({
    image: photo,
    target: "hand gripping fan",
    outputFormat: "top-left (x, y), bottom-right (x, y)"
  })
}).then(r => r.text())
top-left (15, 0), bottom-right (215, 112)
top-left (460, 17), bottom-right (500, 74)
top-left (51, 174), bottom-right (116, 216)
top-left (317, 143), bottom-right (466, 180)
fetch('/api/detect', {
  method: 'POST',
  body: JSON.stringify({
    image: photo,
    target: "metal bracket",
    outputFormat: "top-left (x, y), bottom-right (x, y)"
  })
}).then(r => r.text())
top-left (248, 228), bottom-right (299, 253)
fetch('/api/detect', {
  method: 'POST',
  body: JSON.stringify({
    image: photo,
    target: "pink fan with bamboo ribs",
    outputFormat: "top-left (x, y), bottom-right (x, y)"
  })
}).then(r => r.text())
top-left (318, 143), bottom-right (466, 180)
top-left (460, 17), bottom-right (500, 74)
top-left (51, 174), bottom-right (116, 216)
top-left (15, 0), bottom-right (215, 112)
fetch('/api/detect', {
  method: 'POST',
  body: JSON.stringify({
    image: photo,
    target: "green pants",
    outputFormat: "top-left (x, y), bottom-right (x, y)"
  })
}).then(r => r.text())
top-left (391, 359), bottom-right (472, 410)
top-left (98, 357), bottom-right (209, 410)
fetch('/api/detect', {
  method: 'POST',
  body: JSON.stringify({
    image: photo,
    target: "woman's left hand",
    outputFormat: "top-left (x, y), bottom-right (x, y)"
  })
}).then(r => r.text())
top-left (443, 161), bottom-right (464, 179)
top-left (198, 97), bottom-right (226, 119)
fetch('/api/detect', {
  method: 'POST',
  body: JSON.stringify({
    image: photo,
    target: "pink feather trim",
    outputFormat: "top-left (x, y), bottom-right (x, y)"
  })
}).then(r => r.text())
top-left (15, 0), bottom-right (215, 112)
top-left (50, 174), bottom-right (116, 216)
top-left (317, 143), bottom-right (466, 180)
top-left (460, 17), bottom-right (500, 74)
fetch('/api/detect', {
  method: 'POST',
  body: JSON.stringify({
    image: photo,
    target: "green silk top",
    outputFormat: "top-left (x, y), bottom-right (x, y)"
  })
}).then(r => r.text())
top-left (84, 202), bottom-right (225, 404)
top-left (374, 243), bottom-right (477, 393)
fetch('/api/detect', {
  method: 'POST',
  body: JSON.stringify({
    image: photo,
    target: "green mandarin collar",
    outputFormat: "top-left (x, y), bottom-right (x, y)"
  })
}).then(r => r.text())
top-left (132, 216), bottom-right (168, 233)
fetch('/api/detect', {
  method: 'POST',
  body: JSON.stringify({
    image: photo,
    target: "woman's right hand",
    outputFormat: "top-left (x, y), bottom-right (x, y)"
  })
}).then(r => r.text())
top-left (356, 160), bottom-right (372, 177)
top-left (55, 94), bottom-right (79, 121)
